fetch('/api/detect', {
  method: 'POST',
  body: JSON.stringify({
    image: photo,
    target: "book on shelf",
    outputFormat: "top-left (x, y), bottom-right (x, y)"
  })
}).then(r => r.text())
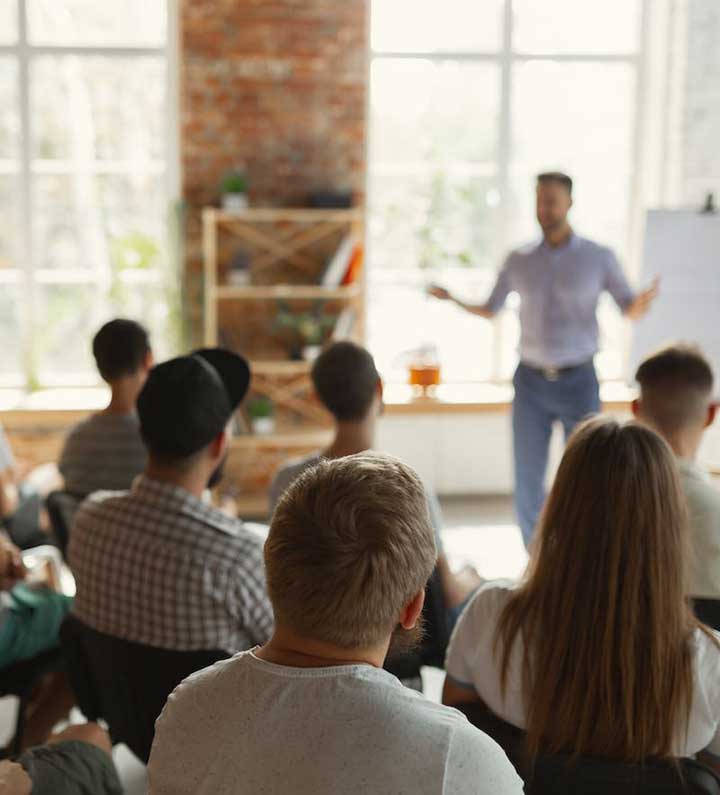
top-left (341, 244), bottom-right (363, 286)
top-left (331, 307), bottom-right (356, 340)
top-left (321, 235), bottom-right (355, 287)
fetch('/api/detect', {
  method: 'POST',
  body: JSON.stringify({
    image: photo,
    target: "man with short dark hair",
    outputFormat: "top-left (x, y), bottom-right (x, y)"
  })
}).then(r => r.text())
top-left (59, 319), bottom-right (152, 496)
top-left (633, 343), bottom-right (720, 627)
top-left (270, 341), bottom-right (481, 615)
top-left (430, 172), bottom-right (659, 545)
top-left (148, 453), bottom-right (523, 795)
top-left (69, 349), bottom-right (273, 653)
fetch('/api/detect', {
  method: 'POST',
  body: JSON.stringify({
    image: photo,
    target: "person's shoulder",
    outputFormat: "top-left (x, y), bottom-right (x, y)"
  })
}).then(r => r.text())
top-left (161, 652), bottom-right (251, 718)
top-left (574, 236), bottom-right (617, 261)
top-left (446, 717), bottom-right (524, 793)
top-left (692, 628), bottom-right (720, 702)
top-left (75, 488), bottom-right (132, 521)
top-left (463, 579), bottom-right (518, 621)
top-left (276, 453), bottom-right (322, 483)
top-left (681, 463), bottom-right (720, 506)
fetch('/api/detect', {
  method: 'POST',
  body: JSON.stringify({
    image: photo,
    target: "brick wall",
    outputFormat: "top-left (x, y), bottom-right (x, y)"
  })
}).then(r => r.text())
top-left (180, 0), bottom-right (369, 341)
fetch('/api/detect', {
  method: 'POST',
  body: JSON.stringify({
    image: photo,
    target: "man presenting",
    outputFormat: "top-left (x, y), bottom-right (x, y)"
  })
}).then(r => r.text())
top-left (430, 172), bottom-right (658, 546)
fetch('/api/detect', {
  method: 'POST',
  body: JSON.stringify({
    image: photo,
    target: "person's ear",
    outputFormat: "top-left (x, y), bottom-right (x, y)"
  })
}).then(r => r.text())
top-left (631, 398), bottom-right (641, 418)
top-left (144, 349), bottom-right (154, 371)
top-left (209, 428), bottom-right (228, 461)
top-left (399, 589), bottom-right (425, 631)
top-left (706, 402), bottom-right (718, 429)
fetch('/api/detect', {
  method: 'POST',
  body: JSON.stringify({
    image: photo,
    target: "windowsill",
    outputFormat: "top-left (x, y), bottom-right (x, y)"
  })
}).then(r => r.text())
top-left (0, 382), bottom-right (636, 422)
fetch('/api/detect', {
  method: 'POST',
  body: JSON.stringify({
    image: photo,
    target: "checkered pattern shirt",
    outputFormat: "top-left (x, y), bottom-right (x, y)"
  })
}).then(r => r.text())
top-left (69, 476), bottom-right (274, 652)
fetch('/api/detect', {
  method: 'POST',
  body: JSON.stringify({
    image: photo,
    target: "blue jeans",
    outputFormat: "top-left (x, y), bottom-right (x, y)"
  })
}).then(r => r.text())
top-left (512, 361), bottom-right (600, 547)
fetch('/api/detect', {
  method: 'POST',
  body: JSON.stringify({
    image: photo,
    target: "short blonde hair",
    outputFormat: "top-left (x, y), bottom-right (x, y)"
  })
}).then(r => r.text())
top-left (266, 452), bottom-right (437, 649)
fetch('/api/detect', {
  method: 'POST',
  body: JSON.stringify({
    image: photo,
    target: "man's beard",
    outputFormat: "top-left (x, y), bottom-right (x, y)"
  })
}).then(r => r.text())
top-left (386, 614), bottom-right (426, 662)
top-left (207, 451), bottom-right (228, 490)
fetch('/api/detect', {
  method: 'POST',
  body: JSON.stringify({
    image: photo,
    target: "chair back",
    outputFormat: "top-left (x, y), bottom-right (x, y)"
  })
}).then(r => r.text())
top-left (60, 614), bottom-right (229, 763)
top-left (45, 491), bottom-right (83, 558)
top-left (455, 703), bottom-right (720, 795)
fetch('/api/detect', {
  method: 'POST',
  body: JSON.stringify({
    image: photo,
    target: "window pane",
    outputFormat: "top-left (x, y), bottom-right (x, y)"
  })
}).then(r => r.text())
top-left (367, 270), bottom-right (496, 383)
top-left (372, 0), bottom-right (504, 53)
top-left (33, 172), bottom-right (164, 270)
top-left (0, 284), bottom-right (25, 386)
top-left (0, 175), bottom-right (21, 268)
top-left (371, 60), bottom-right (499, 166)
top-left (369, 172), bottom-right (500, 272)
top-left (509, 62), bottom-right (635, 256)
top-left (31, 56), bottom-right (166, 161)
top-left (513, 0), bottom-right (641, 54)
top-left (34, 284), bottom-right (100, 385)
top-left (0, 0), bottom-right (17, 44)
top-left (27, 0), bottom-right (166, 46)
top-left (0, 57), bottom-right (19, 157)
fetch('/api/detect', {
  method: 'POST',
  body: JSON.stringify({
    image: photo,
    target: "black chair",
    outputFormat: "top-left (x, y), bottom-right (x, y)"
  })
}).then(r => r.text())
top-left (456, 702), bottom-right (720, 795)
top-left (384, 566), bottom-right (450, 687)
top-left (3, 485), bottom-right (46, 550)
top-left (694, 599), bottom-right (720, 632)
top-left (44, 491), bottom-right (83, 560)
top-left (60, 614), bottom-right (230, 763)
top-left (0, 648), bottom-right (64, 759)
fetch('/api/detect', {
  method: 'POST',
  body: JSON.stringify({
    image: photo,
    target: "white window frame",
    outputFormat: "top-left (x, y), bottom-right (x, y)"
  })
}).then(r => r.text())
top-left (0, 0), bottom-right (180, 388)
top-left (367, 0), bottom-right (652, 384)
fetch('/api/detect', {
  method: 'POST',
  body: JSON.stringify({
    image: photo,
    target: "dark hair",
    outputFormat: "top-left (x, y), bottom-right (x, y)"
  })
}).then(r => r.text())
top-left (92, 319), bottom-right (150, 382)
top-left (537, 171), bottom-right (573, 196)
top-left (635, 344), bottom-right (714, 434)
top-left (311, 342), bottom-right (380, 421)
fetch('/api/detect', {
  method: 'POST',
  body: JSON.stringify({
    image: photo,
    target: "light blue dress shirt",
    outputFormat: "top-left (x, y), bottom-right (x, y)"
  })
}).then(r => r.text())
top-left (485, 233), bottom-right (635, 369)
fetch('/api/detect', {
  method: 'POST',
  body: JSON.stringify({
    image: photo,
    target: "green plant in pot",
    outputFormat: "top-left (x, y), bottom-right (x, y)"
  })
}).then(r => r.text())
top-left (220, 169), bottom-right (249, 212)
top-left (246, 395), bottom-right (275, 435)
top-left (274, 301), bottom-right (336, 361)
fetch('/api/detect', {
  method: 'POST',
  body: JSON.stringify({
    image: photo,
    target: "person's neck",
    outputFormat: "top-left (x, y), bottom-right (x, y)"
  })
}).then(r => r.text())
top-left (103, 378), bottom-right (141, 416)
top-left (323, 419), bottom-right (375, 460)
top-left (143, 462), bottom-right (209, 499)
top-left (543, 223), bottom-right (573, 249)
top-left (664, 429), bottom-right (703, 462)
top-left (255, 625), bottom-right (388, 669)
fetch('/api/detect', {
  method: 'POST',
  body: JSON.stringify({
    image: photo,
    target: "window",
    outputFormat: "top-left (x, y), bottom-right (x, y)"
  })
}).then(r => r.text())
top-left (368, 0), bottom-right (645, 384)
top-left (0, 0), bottom-right (177, 388)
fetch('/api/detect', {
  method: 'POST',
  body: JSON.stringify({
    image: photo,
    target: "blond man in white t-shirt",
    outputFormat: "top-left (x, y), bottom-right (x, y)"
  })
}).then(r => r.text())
top-left (148, 452), bottom-right (522, 795)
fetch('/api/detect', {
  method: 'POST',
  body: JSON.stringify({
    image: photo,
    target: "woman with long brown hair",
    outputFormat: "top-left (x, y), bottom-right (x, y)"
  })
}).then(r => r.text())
top-left (443, 416), bottom-right (720, 763)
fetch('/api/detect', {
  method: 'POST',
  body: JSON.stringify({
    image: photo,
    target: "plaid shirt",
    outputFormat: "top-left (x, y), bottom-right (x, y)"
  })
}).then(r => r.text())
top-left (69, 476), bottom-right (273, 652)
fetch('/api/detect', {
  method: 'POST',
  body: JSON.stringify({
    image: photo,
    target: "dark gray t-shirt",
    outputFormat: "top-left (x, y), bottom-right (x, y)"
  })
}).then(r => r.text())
top-left (59, 413), bottom-right (147, 496)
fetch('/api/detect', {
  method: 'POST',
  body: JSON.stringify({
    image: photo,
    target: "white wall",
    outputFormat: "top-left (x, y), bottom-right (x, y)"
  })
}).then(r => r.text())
top-left (378, 410), bottom-right (720, 496)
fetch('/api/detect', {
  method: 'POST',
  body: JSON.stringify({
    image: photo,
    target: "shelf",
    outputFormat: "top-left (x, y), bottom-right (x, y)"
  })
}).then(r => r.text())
top-left (230, 430), bottom-right (332, 449)
top-left (250, 360), bottom-right (312, 375)
top-left (214, 284), bottom-right (361, 300)
top-left (205, 207), bottom-right (362, 225)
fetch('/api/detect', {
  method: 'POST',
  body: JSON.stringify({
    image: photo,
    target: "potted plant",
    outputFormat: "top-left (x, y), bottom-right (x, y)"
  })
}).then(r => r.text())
top-left (227, 249), bottom-right (251, 286)
top-left (220, 169), bottom-right (249, 212)
top-left (246, 396), bottom-right (275, 435)
top-left (274, 302), bottom-right (336, 361)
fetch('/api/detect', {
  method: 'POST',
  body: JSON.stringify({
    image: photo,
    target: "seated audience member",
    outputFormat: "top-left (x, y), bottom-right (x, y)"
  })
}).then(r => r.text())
top-left (148, 453), bottom-right (523, 794)
top-left (0, 423), bottom-right (57, 550)
top-left (443, 417), bottom-right (720, 767)
top-left (69, 348), bottom-right (273, 653)
top-left (270, 341), bottom-right (481, 616)
top-left (0, 723), bottom-right (122, 795)
top-left (0, 534), bottom-right (75, 750)
top-left (59, 319), bottom-right (152, 497)
top-left (633, 344), bottom-right (720, 629)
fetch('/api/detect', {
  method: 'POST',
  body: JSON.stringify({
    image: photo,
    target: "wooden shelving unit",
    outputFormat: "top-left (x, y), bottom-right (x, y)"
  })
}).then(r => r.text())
top-left (203, 206), bottom-right (364, 518)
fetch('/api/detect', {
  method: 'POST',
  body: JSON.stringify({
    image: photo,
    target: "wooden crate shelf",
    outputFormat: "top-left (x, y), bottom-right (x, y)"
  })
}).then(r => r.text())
top-left (204, 206), bottom-right (364, 516)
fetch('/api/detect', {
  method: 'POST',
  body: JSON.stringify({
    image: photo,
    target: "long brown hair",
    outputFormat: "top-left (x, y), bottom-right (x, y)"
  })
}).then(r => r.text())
top-left (495, 416), bottom-right (717, 762)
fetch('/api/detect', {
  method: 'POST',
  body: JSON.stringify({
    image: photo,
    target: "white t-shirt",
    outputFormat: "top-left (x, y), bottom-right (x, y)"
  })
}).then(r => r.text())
top-left (446, 581), bottom-right (720, 757)
top-left (148, 650), bottom-right (523, 795)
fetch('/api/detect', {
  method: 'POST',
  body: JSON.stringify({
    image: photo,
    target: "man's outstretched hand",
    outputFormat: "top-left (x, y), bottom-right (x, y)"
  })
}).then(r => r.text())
top-left (625, 277), bottom-right (660, 320)
top-left (427, 284), bottom-right (452, 301)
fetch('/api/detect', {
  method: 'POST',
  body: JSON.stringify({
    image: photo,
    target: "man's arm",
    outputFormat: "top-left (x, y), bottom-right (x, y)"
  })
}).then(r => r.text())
top-left (604, 249), bottom-right (659, 320)
top-left (624, 277), bottom-right (660, 320)
top-left (428, 259), bottom-right (512, 319)
top-left (427, 286), bottom-right (495, 318)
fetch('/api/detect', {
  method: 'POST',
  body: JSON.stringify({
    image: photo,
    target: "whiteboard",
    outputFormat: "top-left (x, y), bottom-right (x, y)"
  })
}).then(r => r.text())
top-left (629, 210), bottom-right (720, 388)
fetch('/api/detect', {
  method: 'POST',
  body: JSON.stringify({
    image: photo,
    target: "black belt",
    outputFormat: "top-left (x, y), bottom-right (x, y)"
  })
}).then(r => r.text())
top-left (520, 359), bottom-right (593, 382)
